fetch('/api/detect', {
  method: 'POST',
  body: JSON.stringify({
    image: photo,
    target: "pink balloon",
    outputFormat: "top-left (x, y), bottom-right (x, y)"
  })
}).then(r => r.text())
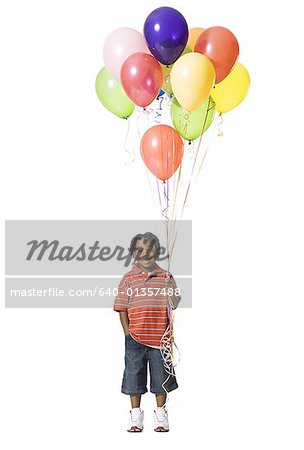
top-left (103, 28), bottom-right (149, 81)
top-left (121, 53), bottom-right (163, 108)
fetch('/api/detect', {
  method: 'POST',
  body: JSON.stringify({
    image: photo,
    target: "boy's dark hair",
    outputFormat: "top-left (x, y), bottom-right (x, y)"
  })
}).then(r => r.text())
top-left (129, 232), bottom-right (161, 260)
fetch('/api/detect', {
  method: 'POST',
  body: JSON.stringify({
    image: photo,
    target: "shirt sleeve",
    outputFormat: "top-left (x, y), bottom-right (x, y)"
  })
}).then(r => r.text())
top-left (168, 274), bottom-right (181, 310)
top-left (113, 275), bottom-right (129, 312)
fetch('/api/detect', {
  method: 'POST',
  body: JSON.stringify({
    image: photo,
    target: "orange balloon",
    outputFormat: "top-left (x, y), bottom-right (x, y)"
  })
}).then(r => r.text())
top-left (140, 125), bottom-right (184, 181)
top-left (187, 27), bottom-right (205, 50)
top-left (195, 26), bottom-right (239, 83)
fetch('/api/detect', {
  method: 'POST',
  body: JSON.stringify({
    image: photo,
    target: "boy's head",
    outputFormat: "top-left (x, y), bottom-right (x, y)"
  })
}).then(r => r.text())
top-left (129, 232), bottom-right (160, 269)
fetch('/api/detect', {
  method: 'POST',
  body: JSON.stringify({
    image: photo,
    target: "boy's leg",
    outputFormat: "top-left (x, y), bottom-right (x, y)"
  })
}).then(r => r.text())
top-left (122, 336), bottom-right (147, 432)
top-left (128, 395), bottom-right (144, 432)
top-left (147, 347), bottom-right (178, 395)
top-left (121, 335), bottom-right (148, 396)
top-left (131, 395), bottom-right (141, 408)
top-left (155, 393), bottom-right (166, 407)
top-left (154, 393), bottom-right (169, 432)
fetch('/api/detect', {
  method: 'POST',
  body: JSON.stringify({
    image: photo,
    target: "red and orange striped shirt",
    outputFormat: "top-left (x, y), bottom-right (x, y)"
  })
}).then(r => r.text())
top-left (114, 263), bottom-right (180, 348)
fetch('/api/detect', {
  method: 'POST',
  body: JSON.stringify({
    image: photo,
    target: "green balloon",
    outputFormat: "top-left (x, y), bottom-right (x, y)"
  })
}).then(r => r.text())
top-left (171, 97), bottom-right (215, 141)
top-left (95, 67), bottom-right (135, 119)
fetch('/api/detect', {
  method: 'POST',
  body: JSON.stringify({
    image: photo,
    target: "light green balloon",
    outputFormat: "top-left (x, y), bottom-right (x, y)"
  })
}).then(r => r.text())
top-left (95, 67), bottom-right (134, 119)
top-left (171, 97), bottom-right (215, 141)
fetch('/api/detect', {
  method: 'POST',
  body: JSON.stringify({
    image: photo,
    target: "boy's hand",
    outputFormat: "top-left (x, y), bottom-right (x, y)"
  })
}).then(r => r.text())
top-left (164, 276), bottom-right (174, 291)
top-left (165, 275), bottom-right (180, 309)
top-left (119, 311), bottom-right (130, 337)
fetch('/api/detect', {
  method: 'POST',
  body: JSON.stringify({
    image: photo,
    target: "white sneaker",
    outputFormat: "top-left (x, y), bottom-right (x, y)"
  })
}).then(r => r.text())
top-left (153, 406), bottom-right (169, 432)
top-left (127, 407), bottom-right (144, 432)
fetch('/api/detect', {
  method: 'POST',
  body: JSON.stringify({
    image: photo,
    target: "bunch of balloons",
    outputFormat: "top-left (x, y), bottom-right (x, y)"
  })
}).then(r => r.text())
top-left (96, 6), bottom-right (250, 181)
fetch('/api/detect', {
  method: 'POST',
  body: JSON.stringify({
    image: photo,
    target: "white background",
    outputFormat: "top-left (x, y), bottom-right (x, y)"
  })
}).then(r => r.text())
top-left (1, 0), bottom-right (304, 448)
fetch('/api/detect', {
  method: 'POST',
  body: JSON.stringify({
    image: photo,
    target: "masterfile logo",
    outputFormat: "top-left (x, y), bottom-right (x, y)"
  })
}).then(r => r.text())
top-left (25, 239), bottom-right (169, 266)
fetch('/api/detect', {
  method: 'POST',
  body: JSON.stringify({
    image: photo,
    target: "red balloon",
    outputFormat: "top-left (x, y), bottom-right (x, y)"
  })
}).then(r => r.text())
top-left (195, 26), bottom-right (239, 83)
top-left (140, 125), bottom-right (184, 181)
top-left (121, 52), bottom-right (163, 107)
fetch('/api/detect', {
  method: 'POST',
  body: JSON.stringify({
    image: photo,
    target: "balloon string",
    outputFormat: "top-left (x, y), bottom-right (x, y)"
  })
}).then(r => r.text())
top-left (161, 181), bottom-right (170, 220)
top-left (167, 124), bottom-right (176, 249)
top-left (166, 94), bottom-right (175, 110)
top-left (169, 99), bottom-right (215, 249)
top-left (168, 152), bottom-right (178, 247)
top-left (156, 178), bottom-right (163, 217)
top-left (142, 106), bottom-right (154, 119)
top-left (217, 113), bottom-right (224, 137)
top-left (137, 107), bottom-right (162, 219)
top-left (142, 106), bottom-right (151, 115)
top-left (168, 145), bottom-right (185, 259)
top-left (159, 243), bottom-right (180, 406)
top-left (144, 167), bottom-right (160, 218)
top-left (179, 97), bottom-right (212, 219)
top-left (187, 139), bottom-right (196, 158)
top-left (154, 95), bottom-right (164, 124)
top-left (160, 183), bottom-right (178, 406)
top-left (170, 139), bottom-right (185, 247)
top-left (135, 108), bottom-right (142, 139)
top-left (170, 140), bottom-right (184, 225)
top-left (169, 98), bottom-right (213, 258)
top-left (181, 111), bottom-right (190, 139)
top-left (123, 118), bottom-right (135, 165)
top-left (196, 111), bottom-right (222, 177)
top-left (164, 73), bottom-right (170, 90)
top-left (164, 180), bottom-right (170, 277)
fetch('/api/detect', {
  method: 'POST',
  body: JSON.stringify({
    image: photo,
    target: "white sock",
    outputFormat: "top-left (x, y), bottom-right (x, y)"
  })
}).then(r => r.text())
top-left (156, 406), bottom-right (166, 411)
top-left (131, 407), bottom-right (141, 415)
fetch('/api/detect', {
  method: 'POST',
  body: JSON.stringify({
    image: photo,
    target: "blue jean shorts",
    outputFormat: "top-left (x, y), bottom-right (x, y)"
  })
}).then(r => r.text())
top-left (121, 334), bottom-right (178, 395)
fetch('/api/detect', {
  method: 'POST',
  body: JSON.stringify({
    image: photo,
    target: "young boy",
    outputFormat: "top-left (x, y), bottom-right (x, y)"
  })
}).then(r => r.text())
top-left (113, 232), bottom-right (181, 432)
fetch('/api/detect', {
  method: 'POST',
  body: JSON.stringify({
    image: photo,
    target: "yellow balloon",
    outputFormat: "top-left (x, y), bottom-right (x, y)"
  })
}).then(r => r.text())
top-left (211, 63), bottom-right (250, 113)
top-left (171, 52), bottom-right (215, 112)
top-left (187, 27), bottom-right (205, 50)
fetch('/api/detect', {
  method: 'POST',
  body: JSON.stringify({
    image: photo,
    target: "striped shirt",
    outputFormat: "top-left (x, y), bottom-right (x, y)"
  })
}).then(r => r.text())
top-left (113, 263), bottom-right (180, 348)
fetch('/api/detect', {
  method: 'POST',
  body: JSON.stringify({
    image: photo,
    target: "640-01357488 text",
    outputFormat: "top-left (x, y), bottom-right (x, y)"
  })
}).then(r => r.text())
top-left (9, 287), bottom-right (181, 297)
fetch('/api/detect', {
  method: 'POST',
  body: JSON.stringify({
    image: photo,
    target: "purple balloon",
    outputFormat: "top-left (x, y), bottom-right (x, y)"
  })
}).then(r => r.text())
top-left (143, 7), bottom-right (189, 66)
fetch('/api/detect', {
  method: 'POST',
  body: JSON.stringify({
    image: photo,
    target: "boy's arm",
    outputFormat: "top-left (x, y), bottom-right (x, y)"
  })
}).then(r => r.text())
top-left (113, 275), bottom-right (130, 335)
top-left (165, 274), bottom-right (181, 309)
top-left (119, 311), bottom-right (130, 336)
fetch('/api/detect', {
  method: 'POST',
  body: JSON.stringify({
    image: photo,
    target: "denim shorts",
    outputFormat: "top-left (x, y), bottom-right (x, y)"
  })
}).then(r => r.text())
top-left (121, 334), bottom-right (178, 395)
